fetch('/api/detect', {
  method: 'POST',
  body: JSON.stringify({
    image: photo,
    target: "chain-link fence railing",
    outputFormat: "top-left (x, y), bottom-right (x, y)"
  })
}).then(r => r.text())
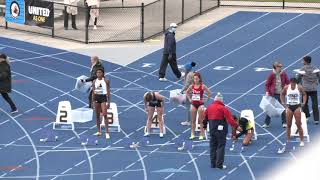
top-left (220, 0), bottom-right (320, 8)
top-left (0, 0), bottom-right (220, 43)
top-left (144, 0), bottom-right (164, 39)
top-left (2, 0), bottom-right (318, 43)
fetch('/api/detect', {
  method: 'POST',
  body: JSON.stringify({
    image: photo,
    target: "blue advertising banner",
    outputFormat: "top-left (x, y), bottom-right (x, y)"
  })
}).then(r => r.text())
top-left (5, 0), bottom-right (25, 24)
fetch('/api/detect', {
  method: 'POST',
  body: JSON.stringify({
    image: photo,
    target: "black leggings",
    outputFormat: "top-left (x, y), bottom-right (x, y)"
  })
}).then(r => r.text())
top-left (86, 6), bottom-right (98, 26)
top-left (1, 93), bottom-right (16, 110)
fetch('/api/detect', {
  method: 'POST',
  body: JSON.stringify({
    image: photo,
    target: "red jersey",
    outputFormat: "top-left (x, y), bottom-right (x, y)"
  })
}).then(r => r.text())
top-left (205, 100), bottom-right (238, 128)
top-left (191, 84), bottom-right (204, 106)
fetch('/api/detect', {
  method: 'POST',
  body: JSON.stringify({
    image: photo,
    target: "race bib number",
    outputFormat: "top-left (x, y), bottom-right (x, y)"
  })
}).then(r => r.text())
top-left (287, 94), bottom-right (300, 105)
top-left (218, 125), bottom-right (224, 131)
top-left (94, 88), bottom-right (103, 95)
top-left (192, 94), bottom-right (200, 101)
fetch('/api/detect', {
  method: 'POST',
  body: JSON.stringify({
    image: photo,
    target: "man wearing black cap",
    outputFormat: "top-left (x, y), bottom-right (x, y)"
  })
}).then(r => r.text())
top-left (159, 23), bottom-right (184, 81)
top-left (203, 92), bottom-right (237, 169)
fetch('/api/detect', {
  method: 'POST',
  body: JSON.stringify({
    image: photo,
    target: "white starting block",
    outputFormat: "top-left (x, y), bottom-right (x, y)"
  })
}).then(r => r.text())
top-left (240, 109), bottom-right (257, 140)
top-left (53, 101), bottom-right (74, 130)
top-left (75, 75), bottom-right (92, 93)
top-left (144, 111), bottom-right (166, 134)
top-left (101, 102), bottom-right (121, 132)
top-left (291, 111), bottom-right (310, 142)
top-left (195, 108), bottom-right (209, 132)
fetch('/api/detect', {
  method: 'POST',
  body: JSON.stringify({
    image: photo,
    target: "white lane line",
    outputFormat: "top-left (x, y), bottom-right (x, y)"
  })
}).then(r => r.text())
top-left (240, 153), bottom-right (256, 180)
top-left (0, 108), bottom-right (40, 180)
top-left (75, 160), bottom-right (86, 167)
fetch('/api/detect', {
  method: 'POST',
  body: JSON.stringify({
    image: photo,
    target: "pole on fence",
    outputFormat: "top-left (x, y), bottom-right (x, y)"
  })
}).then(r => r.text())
top-left (282, 0), bottom-right (285, 9)
top-left (200, 0), bottom-right (202, 15)
top-left (182, 0), bottom-right (184, 23)
top-left (140, 3), bottom-right (144, 42)
top-left (52, 4), bottom-right (55, 38)
top-left (218, 0), bottom-right (221, 7)
top-left (85, 6), bottom-right (89, 44)
top-left (163, 0), bottom-right (166, 32)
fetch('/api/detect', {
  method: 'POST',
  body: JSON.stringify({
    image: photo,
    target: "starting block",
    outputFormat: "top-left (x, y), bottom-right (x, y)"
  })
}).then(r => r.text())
top-left (129, 137), bottom-right (150, 149)
top-left (277, 142), bottom-right (295, 154)
top-left (177, 141), bottom-right (194, 151)
top-left (144, 111), bottom-right (166, 134)
top-left (53, 101), bottom-right (74, 130)
top-left (195, 107), bottom-right (209, 132)
top-left (240, 109), bottom-right (257, 140)
top-left (80, 135), bottom-right (98, 146)
top-left (101, 102), bottom-right (121, 132)
top-left (229, 141), bottom-right (244, 152)
top-left (291, 111), bottom-right (310, 142)
top-left (40, 130), bottom-right (58, 142)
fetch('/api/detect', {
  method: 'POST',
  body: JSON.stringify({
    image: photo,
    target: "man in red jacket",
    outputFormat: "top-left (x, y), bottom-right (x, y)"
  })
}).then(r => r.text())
top-left (264, 61), bottom-right (290, 128)
top-left (203, 92), bottom-right (237, 169)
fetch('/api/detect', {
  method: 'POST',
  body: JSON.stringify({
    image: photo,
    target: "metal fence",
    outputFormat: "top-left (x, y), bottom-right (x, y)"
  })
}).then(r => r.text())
top-left (0, 0), bottom-right (218, 43)
top-left (220, 0), bottom-right (320, 9)
top-left (0, 0), bottom-right (319, 43)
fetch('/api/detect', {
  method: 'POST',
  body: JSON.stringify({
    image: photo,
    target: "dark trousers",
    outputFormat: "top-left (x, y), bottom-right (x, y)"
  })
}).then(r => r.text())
top-left (64, 10), bottom-right (77, 29)
top-left (88, 90), bottom-right (93, 108)
top-left (209, 120), bottom-right (227, 168)
top-left (86, 6), bottom-right (98, 27)
top-left (159, 54), bottom-right (181, 79)
top-left (303, 91), bottom-right (319, 122)
top-left (264, 94), bottom-right (286, 125)
top-left (1, 93), bottom-right (16, 111)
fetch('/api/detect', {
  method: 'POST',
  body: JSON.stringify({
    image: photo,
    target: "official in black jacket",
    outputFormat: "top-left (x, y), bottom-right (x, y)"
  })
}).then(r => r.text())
top-left (158, 23), bottom-right (183, 81)
top-left (0, 54), bottom-right (18, 113)
top-left (81, 56), bottom-right (104, 108)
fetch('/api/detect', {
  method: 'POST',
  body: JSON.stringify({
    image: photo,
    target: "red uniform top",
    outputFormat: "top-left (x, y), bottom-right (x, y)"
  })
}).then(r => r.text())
top-left (191, 84), bottom-right (204, 106)
top-left (205, 100), bottom-right (238, 128)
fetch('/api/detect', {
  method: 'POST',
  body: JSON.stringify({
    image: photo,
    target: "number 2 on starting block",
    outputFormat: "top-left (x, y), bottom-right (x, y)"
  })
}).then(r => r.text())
top-left (53, 101), bottom-right (74, 130)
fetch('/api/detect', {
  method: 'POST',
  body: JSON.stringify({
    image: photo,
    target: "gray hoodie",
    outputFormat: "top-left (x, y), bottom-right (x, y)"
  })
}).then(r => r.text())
top-left (297, 64), bottom-right (320, 91)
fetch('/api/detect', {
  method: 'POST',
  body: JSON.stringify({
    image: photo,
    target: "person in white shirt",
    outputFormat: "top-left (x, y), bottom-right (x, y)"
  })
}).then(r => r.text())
top-left (280, 77), bottom-right (307, 147)
top-left (92, 68), bottom-right (111, 139)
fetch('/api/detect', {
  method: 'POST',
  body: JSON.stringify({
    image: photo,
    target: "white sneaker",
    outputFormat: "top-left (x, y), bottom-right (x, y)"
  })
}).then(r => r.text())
top-left (299, 141), bottom-right (305, 147)
top-left (159, 133), bottom-right (164, 138)
top-left (282, 123), bottom-right (287, 128)
top-left (315, 121), bottom-right (319, 125)
top-left (105, 133), bottom-right (110, 139)
top-left (11, 109), bottom-right (18, 114)
top-left (159, 78), bottom-right (167, 82)
top-left (262, 124), bottom-right (270, 128)
top-left (218, 165), bottom-right (227, 169)
top-left (93, 25), bottom-right (97, 30)
top-left (144, 132), bottom-right (150, 137)
top-left (181, 121), bottom-right (191, 126)
top-left (180, 72), bottom-right (185, 79)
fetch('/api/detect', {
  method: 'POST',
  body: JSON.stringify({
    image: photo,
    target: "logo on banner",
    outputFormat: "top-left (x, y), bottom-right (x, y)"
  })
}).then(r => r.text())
top-left (10, 1), bottom-right (20, 18)
top-left (5, 0), bottom-right (25, 24)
